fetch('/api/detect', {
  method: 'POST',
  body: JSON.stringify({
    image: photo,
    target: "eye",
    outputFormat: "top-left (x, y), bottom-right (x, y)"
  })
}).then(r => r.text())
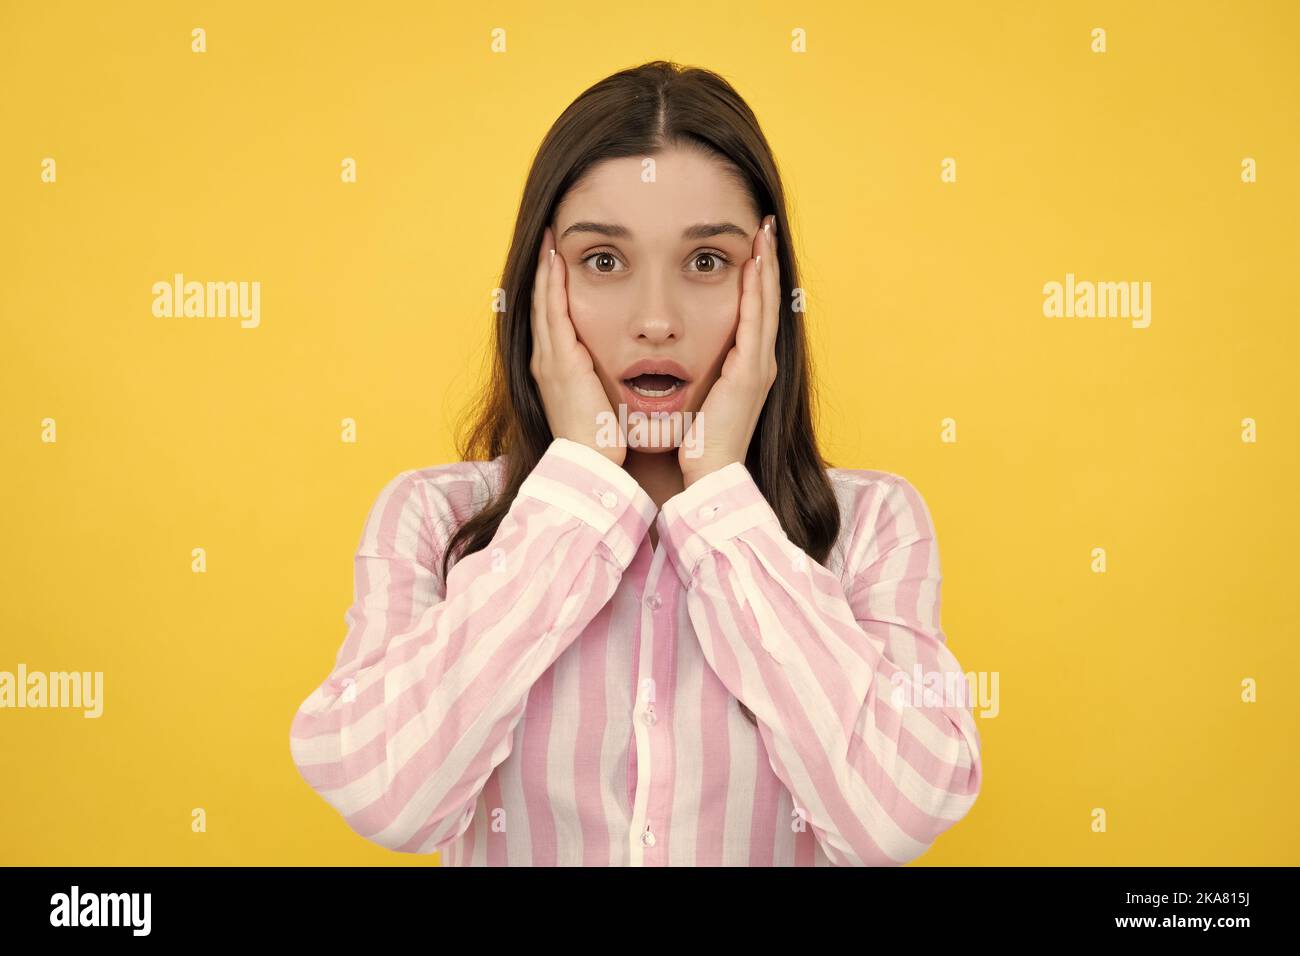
top-left (580, 250), bottom-right (626, 274)
top-left (687, 251), bottom-right (733, 274)
top-left (578, 248), bottom-right (734, 276)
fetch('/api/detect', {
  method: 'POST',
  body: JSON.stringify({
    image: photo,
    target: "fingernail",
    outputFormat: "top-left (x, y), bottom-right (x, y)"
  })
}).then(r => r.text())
top-left (755, 254), bottom-right (762, 270)
top-left (550, 248), bottom-right (555, 260)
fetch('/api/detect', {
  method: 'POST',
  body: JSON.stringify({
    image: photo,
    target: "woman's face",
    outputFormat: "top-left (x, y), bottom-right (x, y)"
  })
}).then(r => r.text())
top-left (551, 145), bottom-right (761, 454)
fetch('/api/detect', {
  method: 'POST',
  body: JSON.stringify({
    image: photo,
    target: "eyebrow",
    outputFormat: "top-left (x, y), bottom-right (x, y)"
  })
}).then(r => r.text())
top-left (558, 221), bottom-right (750, 242)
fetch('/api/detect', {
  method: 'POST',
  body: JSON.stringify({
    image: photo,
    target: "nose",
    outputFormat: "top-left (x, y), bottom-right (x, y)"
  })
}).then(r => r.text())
top-left (628, 268), bottom-right (683, 343)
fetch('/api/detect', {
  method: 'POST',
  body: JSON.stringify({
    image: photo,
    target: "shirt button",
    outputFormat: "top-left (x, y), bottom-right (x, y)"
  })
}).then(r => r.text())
top-left (646, 593), bottom-right (662, 610)
top-left (600, 490), bottom-right (617, 509)
top-left (640, 825), bottom-right (656, 847)
top-left (698, 504), bottom-right (717, 520)
top-left (643, 705), bottom-right (657, 725)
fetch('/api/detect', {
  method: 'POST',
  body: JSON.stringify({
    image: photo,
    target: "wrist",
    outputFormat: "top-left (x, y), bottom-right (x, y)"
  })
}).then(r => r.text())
top-left (681, 456), bottom-right (741, 489)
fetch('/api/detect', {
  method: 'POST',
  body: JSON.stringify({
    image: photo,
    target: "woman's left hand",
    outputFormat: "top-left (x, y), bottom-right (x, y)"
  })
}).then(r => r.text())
top-left (679, 214), bottom-right (780, 488)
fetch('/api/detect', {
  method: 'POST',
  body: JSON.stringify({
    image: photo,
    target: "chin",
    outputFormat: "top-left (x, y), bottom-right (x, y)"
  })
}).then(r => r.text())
top-left (625, 441), bottom-right (679, 455)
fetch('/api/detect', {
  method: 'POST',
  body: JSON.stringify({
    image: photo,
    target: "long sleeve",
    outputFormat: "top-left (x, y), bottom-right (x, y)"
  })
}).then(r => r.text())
top-left (289, 438), bottom-right (657, 853)
top-left (656, 462), bottom-right (982, 866)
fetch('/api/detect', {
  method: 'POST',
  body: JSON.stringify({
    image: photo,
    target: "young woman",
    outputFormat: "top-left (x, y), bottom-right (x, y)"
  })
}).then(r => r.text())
top-left (290, 60), bottom-right (983, 866)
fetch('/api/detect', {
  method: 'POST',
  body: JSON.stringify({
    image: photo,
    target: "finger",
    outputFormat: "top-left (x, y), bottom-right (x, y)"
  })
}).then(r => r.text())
top-left (736, 248), bottom-right (762, 363)
top-left (547, 240), bottom-right (576, 350)
top-left (532, 226), bottom-right (553, 359)
top-left (759, 215), bottom-right (780, 358)
top-left (749, 215), bottom-right (765, 261)
top-left (735, 218), bottom-right (766, 363)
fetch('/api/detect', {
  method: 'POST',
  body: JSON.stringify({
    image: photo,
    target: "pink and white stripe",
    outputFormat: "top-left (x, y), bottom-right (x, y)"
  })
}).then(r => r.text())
top-left (289, 437), bottom-right (982, 865)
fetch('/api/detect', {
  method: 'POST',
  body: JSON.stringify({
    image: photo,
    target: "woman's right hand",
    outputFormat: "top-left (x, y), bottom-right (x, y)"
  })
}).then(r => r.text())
top-left (529, 225), bottom-right (626, 467)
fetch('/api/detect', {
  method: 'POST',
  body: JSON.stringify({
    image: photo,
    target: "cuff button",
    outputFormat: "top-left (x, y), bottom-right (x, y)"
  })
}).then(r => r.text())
top-left (600, 490), bottom-right (618, 509)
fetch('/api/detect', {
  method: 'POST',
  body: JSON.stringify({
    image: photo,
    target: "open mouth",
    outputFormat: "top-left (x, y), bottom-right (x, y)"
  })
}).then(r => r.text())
top-left (623, 373), bottom-right (686, 397)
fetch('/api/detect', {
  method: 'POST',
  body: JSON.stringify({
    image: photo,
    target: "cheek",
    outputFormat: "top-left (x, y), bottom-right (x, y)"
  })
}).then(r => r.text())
top-left (683, 287), bottom-right (741, 406)
top-left (692, 283), bottom-right (740, 347)
top-left (568, 269), bottom-right (646, 309)
top-left (566, 291), bottom-right (619, 379)
top-left (565, 274), bottom-right (632, 341)
top-left (565, 281), bottom-right (608, 330)
top-left (699, 281), bottom-right (739, 320)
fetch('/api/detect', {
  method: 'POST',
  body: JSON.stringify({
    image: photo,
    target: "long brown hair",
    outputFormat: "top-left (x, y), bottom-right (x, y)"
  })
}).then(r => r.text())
top-left (444, 60), bottom-right (841, 727)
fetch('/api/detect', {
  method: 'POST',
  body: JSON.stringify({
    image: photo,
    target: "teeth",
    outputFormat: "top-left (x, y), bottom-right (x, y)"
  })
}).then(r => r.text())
top-left (628, 380), bottom-right (682, 398)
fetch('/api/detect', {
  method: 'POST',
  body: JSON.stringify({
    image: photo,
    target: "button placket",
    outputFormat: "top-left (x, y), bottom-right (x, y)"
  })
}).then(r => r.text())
top-left (630, 546), bottom-right (670, 862)
top-left (640, 587), bottom-right (660, 725)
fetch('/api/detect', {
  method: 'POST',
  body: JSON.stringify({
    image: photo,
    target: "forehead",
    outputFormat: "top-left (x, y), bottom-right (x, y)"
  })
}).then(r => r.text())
top-left (555, 148), bottom-right (756, 235)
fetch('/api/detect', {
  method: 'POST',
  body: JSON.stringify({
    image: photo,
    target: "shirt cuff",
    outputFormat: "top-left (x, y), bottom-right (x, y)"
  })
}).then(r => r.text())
top-left (656, 461), bottom-right (782, 588)
top-left (516, 438), bottom-right (657, 567)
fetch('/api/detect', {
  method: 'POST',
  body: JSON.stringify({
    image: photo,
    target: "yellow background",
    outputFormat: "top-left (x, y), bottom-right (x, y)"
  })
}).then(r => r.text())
top-left (2, 0), bottom-right (1296, 865)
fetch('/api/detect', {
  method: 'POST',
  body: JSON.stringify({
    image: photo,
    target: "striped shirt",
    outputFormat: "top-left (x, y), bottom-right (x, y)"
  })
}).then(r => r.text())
top-left (289, 438), bottom-right (983, 865)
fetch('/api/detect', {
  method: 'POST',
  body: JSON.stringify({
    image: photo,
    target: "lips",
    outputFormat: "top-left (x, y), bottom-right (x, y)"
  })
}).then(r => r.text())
top-left (619, 358), bottom-right (692, 387)
top-left (619, 376), bottom-right (689, 414)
